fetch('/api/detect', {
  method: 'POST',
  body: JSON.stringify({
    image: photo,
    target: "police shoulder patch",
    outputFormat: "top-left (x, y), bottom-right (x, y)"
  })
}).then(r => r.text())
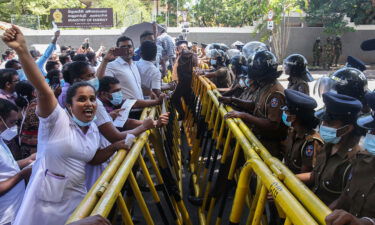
top-left (305, 144), bottom-right (314, 157)
top-left (270, 97), bottom-right (279, 108)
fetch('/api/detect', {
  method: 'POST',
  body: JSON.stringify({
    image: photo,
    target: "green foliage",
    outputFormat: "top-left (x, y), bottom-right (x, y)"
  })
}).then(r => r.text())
top-left (191, 0), bottom-right (256, 27)
top-left (302, 0), bottom-right (374, 35)
top-left (96, 0), bottom-right (151, 27)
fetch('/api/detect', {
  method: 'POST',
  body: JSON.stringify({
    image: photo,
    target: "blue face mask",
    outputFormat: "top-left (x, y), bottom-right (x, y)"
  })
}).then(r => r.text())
top-left (110, 91), bottom-right (123, 106)
top-left (72, 115), bottom-right (97, 127)
top-left (60, 79), bottom-right (65, 87)
top-left (282, 111), bottom-right (292, 127)
top-left (210, 59), bottom-right (217, 66)
top-left (319, 125), bottom-right (341, 144)
top-left (245, 78), bottom-right (250, 88)
top-left (363, 133), bottom-right (375, 155)
top-left (86, 77), bottom-right (99, 91)
top-left (17, 69), bottom-right (26, 81)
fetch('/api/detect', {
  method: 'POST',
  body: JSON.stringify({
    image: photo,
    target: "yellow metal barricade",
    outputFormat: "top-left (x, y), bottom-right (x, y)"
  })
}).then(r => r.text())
top-left (67, 102), bottom-right (191, 225)
top-left (184, 72), bottom-right (331, 224)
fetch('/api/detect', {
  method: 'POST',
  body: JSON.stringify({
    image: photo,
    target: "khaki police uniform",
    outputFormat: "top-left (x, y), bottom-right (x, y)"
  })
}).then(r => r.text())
top-left (283, 129), bottom-right (323, 174)
top-left (334, 152), bottom-right (375, 218)
top-left (287, 76), bottom-right (310, 95)
top-left (209, 67), bottom-right (235, 88)
top-left (246, 81), bottom-right (287, 159)
top-left (312, 144), bottom-right (359, 205)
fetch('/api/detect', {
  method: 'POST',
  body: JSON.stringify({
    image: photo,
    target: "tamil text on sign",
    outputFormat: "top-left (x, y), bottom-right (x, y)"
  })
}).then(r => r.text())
top-left (50, 8), bottom-right (113, 28)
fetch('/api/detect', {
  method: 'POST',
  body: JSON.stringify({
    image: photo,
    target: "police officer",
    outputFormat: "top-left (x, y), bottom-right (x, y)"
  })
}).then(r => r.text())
top-left (313, 37), bottom-right (323, 67)
top-left (281, 89), bottom-right (323, 174)
top-left (298, 92), bottom-right (362, 205)
top-left (315, 66), bottom-right (369, 113)
top-left (331, 68), bottom-right (369, 113)
top-left (203, 49), bottom-right (234, 89)
top-left (220, 50), bottom-right (287, 159)
top-left (333, 36), bottom-right (342, 67)
top-left (284, 54), bottom-right (314, 95)
top-left (330, 91), bottom-right (375, 219)
top-left (221, 55), bottom-right (248, 97)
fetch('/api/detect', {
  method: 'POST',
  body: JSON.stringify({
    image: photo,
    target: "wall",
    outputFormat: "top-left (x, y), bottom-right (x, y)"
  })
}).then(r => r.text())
top-left (1, 26), bottom-right (374, 64)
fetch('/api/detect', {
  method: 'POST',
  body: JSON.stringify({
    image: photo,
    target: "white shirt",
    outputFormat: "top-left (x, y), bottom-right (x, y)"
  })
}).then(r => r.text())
top-left (0, 139), bottom-right (25, 225)
top-left (94, 98), bottom-right (113, 128)
top-left (14, 105), bottom-right (100, 225)
top-left (136, 59), bottom-right (162, 90)
top-left (105, 57), bottom-right (144, 100)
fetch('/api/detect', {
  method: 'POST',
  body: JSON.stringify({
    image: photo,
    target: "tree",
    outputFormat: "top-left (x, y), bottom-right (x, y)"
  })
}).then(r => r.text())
top-left (302, 0), bottom-right (375, 35)
top-left (95, 0), bottom-right (151, 27)
top-left (191, 0), bottom-right (255, 27)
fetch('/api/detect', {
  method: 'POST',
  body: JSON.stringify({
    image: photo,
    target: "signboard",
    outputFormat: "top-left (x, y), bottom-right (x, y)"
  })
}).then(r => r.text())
top-left (267, 21), bottom-right (274, 30)
top-left (268, 10), bottom-right (274, 20)
top-left (50, 8), bottom-right (113, 28)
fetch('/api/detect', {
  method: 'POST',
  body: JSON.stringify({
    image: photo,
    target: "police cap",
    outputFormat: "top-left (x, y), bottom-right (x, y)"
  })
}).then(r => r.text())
top-left (316, 92), bottom-right (362, 121)
top-left (346, 56), bottom-right (366, 72)
top-left (282, 89), bottom-right (317, 115)
top-left (357, 92), bottom-right (375, 129)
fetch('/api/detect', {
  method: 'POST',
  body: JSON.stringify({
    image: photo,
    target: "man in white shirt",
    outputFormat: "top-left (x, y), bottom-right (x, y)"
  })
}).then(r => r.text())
top-left (136, 41), bottom-right (162, 97)
top-left (0, 99), bottom-right (34, 225)
top-left (102, 36), bottom-right (163, 119)
top-left (105, 36), bottom-right (144, 100)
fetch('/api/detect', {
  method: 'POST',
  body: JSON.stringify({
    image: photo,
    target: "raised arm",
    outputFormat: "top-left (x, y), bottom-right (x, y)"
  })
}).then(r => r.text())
top-left (96, 47), bottom-right (116, 79)
top-left (2, 25), bottom-right (57, 118)
top-left (36, 30), bottom-right (59, 75)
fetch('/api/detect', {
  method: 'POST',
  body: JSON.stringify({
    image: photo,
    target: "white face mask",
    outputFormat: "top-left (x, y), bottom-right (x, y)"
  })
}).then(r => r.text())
top-left (0, 117), bottom-right (18, 141)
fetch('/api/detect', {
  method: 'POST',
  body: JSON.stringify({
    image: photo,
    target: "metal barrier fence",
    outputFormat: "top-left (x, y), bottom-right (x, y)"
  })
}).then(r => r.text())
top-left (66, 100), bottom-right (192, 225)
top-left (183, 73), bottom-right (332, 225)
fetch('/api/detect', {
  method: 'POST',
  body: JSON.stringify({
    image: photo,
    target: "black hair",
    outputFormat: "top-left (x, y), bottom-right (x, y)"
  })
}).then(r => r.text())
top-left (60, 45), bottom-right (68, 52)
top-left (59, 54), bottom-right (71, 65)
top-left (62, 63), bottom-right (72, 84)
top-left (0, 98), bottom-right (18, 119)
top-left (86, 51), bottom-right (96, 61)
top-left (72, 54), bottom-right (88, 62)
top-left (29, 49), bottom-right (40, 59)
top-left (45, 60), bottom-right (59, 72)
top-left (116, 36), bottom-right (134, 47)
top-left (294, 110), bottom-right (320, 130)
top-left (47, 69), bottom-right (61, 87)
top-left (0, 69), bottom-right (18, 89)
top-left (5, 59), bottom-right (20, 69)
top-left (140, 40), bottom-right (157, 61)
top-left (67, 61), bottom-right (91, 83)
top-left (140, 30), bottom-right (154, 41)
top-left (99, 76), bottom-right (120, 93)
top-left (67, 50), bottom-right (76, 59)
top-left (15, 81), bottom-right (35, 108)
top-left (66, 82), bottom-right (96, 106)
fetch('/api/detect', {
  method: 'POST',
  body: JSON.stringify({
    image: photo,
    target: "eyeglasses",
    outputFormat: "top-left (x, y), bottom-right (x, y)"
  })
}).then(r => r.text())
top-left (11, 79), bottom-right (20, 83)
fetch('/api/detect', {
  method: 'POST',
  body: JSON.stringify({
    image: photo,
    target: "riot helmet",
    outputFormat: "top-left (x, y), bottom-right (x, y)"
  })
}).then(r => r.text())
top-left (283, 54), bottom-right (313, 82)
top-left (230, 55), bottom-right (247, 75)
top-left (331, 67), bottom-right (368, 100)
top-left (247, 50), bottom-right (281, 81)
top-left (242, 41), bottom-right (269, 62)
